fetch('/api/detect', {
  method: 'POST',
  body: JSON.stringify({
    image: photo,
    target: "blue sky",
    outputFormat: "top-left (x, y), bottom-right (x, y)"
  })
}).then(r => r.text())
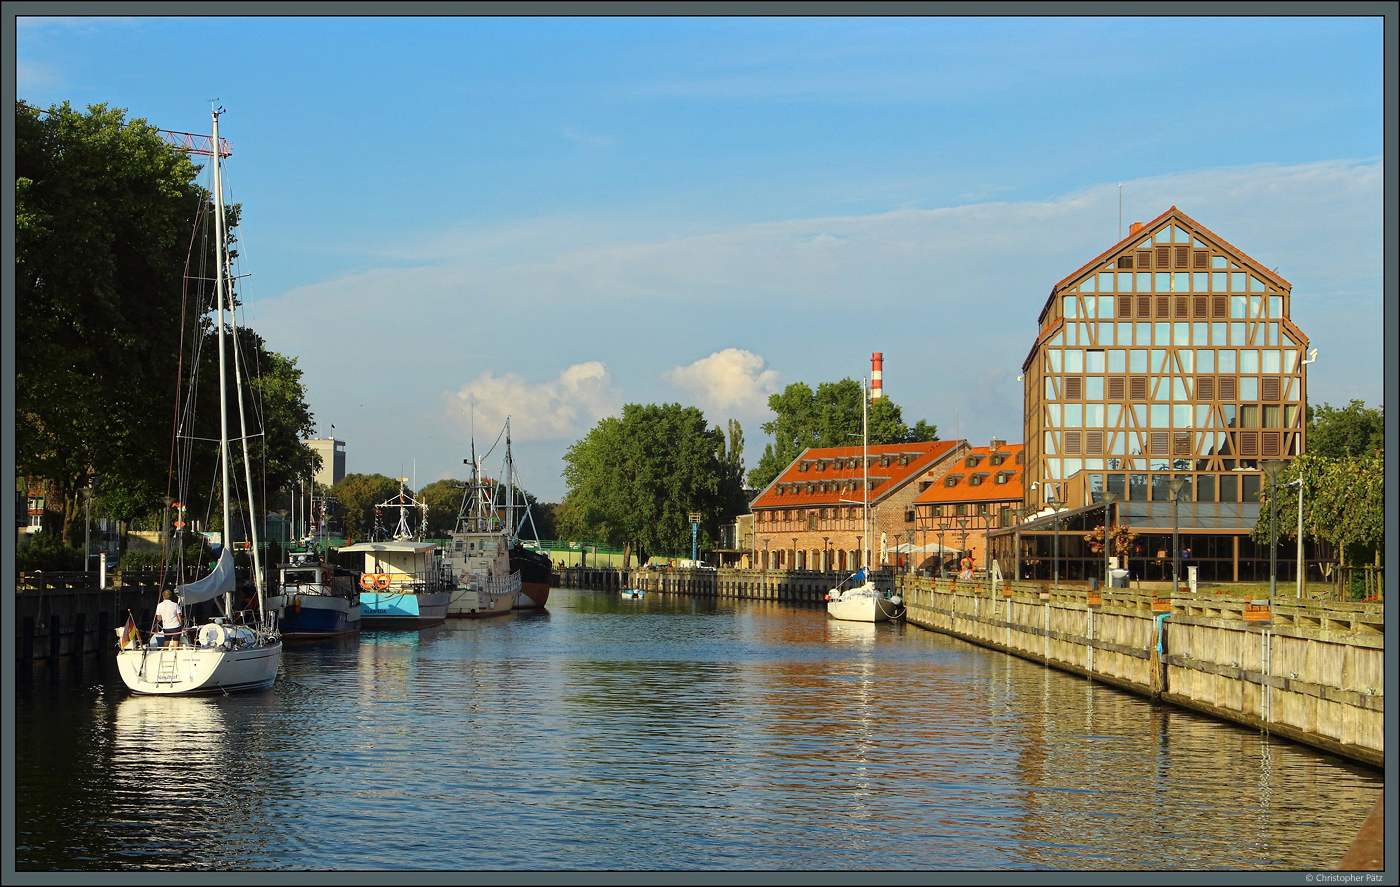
top-left (14, 12), bottom-right (1387, 503)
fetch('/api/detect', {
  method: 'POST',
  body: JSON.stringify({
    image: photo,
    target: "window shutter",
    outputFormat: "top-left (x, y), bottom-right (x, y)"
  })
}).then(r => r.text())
top-left (1212, 295), bottom-right (1227, 318)
top-left (1118, 295), bottom-right (1132, 317)
top-left (1175, 296), bottom-right (1188, 318)
top-left (1193, 250), bottom-right (1208, 269)
top-left (1064, 376), bottom-right (1083, 400)
top-left (1196, 376), bottom-right (1215, 400)
top-left (1156, 245), bottom-right (1170, 267)
top-left (1151, 431), bottom-right (1168, 455)
top-left (1086, 431), bottom-right (1104, 455)
top-left (1173, 432), bottom-right (1193, 456)
top-left (1108, 377), bottom-right (1126, 400)
top-left (1137, 249), bottom-right (1153, 269)
top-left (1138, 295), bottom-right (1151, 317)
top-left (1261, 377), bottom-right (1280, 401)
top-left (1218, 377), bottom-right (1236, 400)
top-left (1239, 431), bottom-right (1258, 456)
top-left (1064, 431), bottom-right (1082, 454)
top-left (1174, 245), bottom-right (1189, 268)
top-left (1261, 432), bottom-right (1281, 457)
top-left (1129, 377), bottom-right (1148, 400)
top-left (1156, 296), bottom-right (1170, 318)
top-left (1193, 295), bottom-right (1208, 318)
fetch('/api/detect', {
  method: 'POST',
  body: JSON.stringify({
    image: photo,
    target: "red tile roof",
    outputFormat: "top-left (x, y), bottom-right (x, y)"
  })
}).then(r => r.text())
top-left (750, 440), bottom-right (963, 510)
top-left (912, 443), bottom-right (1024, 507)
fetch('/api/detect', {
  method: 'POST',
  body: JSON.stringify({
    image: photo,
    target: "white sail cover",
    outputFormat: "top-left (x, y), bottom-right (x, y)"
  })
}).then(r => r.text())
top-left (178, 547), bottom-right (235, 605)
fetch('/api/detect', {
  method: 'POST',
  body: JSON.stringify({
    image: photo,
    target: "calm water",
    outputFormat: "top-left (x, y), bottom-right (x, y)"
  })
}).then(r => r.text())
top-left (13, 588), bottom-right (1381, 872)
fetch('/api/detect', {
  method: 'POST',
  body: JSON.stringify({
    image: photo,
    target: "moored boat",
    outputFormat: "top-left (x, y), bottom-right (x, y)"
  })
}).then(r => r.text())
top-left (444, 441), bottom-right (520, 618)
top-left (266, 548), bottom-right (361, 640)
top-left (620, 588), bottom-right (645, 599)
top-left (115, 107), bottom-right (282, 694)
top-left (825, 568), bottom-right (903, 623)
top-left (341, 481), bottom-right (452, 629)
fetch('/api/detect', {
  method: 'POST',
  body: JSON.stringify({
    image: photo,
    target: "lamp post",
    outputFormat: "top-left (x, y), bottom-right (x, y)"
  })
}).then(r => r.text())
top-left (80, 483), bottom-right (93, 573)
top-left (1095, 491), bottom-right (1119, 586)
top-left (1012, 505), bottom-right (1027, 581)
top-left (936, 515), bottom-right (950, 578)
top-left (822, 536), bottom-right (829, 573)
top-left (1168, 478), bottom-right (1189, 594)
top-left (1288, 476), bottom-right (1303, 598)
top-left (791, 537), bottom-right (797, 572)
top-left (1047, 495), bottom-right (1066, 587)
top-left (762, 537), bottom-right (770, 574)
top-left (1260, 460), bottom-right (1288, 610)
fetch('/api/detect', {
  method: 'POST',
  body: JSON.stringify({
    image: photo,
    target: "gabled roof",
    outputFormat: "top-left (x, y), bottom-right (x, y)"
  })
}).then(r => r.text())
top-left (750, 439), bottom-right (963, 510)
top-left (1040, 206), bottom-right (1292, 323)
top-left (912, 443), bottom-right (1025, 507)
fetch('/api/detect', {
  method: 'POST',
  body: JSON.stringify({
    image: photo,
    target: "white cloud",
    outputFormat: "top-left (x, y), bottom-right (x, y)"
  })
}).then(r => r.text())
top-left (441, 362), bottom-right (621, 443)
top-left (666, 349), bottom-right (782, 417)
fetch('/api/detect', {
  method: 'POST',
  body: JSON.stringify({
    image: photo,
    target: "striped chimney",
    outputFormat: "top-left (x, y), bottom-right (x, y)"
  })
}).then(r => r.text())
top-left (870, 352), bottom-right (883, 400)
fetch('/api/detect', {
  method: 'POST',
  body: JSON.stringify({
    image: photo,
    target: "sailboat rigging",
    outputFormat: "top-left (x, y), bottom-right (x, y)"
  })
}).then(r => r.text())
top-left (116, 107), bottom-right (283, 694)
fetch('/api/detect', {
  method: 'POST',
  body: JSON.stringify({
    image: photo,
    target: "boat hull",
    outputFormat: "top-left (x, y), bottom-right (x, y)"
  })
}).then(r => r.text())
top-left (117, 640), bottom-right (282, 695)
top-left (448, 583), bottom-right (517, 618)
top-left (825, 583), bottom-right (904, 623)
top-left (360, 590), bottom-right (451, 629)
top-left (267, 593), bottom-right (360, 640)
top-left (511, 545), bottom-right (552, 609)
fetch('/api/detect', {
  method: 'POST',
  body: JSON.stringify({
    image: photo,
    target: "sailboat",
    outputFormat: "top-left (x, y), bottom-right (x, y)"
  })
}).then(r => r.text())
top-left (341, 480), bottom-right (453, 629)
top-left (115, 107), bottom-right (283, 694)
top-left (444, 433), bottom-right (520, 618)
top-left (825, 378), bottom-right (905, 623)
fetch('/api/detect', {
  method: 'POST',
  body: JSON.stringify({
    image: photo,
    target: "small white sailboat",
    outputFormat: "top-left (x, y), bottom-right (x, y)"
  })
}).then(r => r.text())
top-left (826, 377), bottom-right (904, 624)
top-left (116, 107), bottom-right (282, 694)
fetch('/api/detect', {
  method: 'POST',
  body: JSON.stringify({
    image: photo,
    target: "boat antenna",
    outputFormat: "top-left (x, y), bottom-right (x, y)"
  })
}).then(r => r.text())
top-left (863, 376), bottom-right (870, 573)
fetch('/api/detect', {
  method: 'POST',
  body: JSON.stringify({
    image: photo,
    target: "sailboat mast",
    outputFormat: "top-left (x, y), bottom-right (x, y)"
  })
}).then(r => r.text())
top-left (211, 107), bottom-right (235, 615)
top-left (505, 419), bottom-right (515, 543)
top-left (228, 282), bottom-right (264, 602)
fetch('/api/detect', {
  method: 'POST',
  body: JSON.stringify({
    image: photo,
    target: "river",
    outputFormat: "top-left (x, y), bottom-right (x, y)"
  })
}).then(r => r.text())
top-left (12, 587), bottom-right (1381, 872)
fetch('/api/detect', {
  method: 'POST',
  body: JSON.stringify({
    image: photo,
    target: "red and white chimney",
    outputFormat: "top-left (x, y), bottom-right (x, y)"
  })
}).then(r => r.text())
top-left (870, 352), bottom-right (883, 400)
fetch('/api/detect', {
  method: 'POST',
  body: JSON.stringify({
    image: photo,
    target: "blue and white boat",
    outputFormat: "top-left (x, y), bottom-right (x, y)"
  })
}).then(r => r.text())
top-left (340, 482), bottom-right (452, 629)
top-left (265, 549), bottom-right (361, 640)
top-left (620, 588), bottom-right (644, 599)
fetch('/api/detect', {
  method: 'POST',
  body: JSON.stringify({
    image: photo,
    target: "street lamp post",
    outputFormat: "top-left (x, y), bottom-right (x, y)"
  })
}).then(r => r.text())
top-left (81, 484), bottom-right (93, 573)
top-left (1260, 460), bottom-right (1288, 610)
top-left (822, 536), bottom-right (829, 573)
top-left (1047, 494), bottom-right (1068, 587)
top-left (936, 516), bottom-right (950, 578)
top-left (762, 538), bottom-right (770, 574)
top-left (956, 515), bottom-right (970, 576)
top-left (791, 537), bottom-right (797, 572)
top-left (1168, 478), bottom-right (1189, 594)
top-left (1096, 491), bottom-right (1119, 587)
top-left (1288, 476), bottom-right (1304, 598)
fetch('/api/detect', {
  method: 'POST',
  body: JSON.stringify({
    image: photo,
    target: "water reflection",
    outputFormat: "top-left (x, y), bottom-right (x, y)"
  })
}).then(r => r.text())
top-left (12, 588), bottom-right (1383, 871)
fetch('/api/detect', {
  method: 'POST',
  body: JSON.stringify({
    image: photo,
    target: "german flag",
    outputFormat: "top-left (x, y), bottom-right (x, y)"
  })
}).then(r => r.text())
top-left (114, 614), bottom-right (138, 649)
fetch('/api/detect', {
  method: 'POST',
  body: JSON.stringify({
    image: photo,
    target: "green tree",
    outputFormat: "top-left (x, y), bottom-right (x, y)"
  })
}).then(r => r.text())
top-left (558, 403), bottom-right (747, 565)
top-left (1306, 400), bottom-right (1384, 459)
top-left (16, 101), bottom-right (207, 543)
top-left (330, 474), bottom-right (404, 543)
top-left (746, 379), bottom-right (938, 489)
top-left (418, 478), bottom-right (465, 537)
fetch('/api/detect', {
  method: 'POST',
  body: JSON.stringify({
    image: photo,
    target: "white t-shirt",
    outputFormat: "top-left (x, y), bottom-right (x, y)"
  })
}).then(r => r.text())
top-left (156, 599), bottom-right (182, 631)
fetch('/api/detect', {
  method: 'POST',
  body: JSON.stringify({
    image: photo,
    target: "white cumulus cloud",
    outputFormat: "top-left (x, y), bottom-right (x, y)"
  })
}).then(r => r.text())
top-left (443, 361), bottom-right (621, 443)
top-left (666, 349), bottom-right (782, 417)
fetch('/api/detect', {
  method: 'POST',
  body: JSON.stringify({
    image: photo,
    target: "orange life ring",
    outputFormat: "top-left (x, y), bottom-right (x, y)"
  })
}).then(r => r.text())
top-left (359, 574), bottom-right (376, 590)
top-left (374, 573), bottom-right (390, 590)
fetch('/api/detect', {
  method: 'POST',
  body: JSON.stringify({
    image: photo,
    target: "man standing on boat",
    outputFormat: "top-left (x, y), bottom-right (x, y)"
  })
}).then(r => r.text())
top-left (155, 589), bottom-right (183, 647)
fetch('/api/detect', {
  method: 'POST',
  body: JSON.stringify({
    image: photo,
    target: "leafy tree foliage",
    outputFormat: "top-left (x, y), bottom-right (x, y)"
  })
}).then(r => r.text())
top-left (747, 379), bottom-right (938, 489)
top-left (1253, 451), bottom-right (1384, 574)
top-left (558, 404), bottom-right (749, 565)
top-left (417, 478), bottom-right (465, 537)
top-left (330, 474), bottom-right (404, 543)
top-left (16, 101), bottom-right (206, 543)
top-left (1306, 400), bottom-right (1384, 459)
top-left (16, 101), bottom-right (318, 547)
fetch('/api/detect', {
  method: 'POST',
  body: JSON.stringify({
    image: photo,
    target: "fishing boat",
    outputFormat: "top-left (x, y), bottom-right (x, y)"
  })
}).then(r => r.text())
top-left (443, 438), bottom-right (519, 618)
top-left (266, 548), bottom-right (361, 640)
top-left (826, 378), bottom-right (904, 624)
top-left (343, 481), bottom-right (453, 629)
top-left (115, 107), bottom-right (283, 694)
top-left (620, 588), bottom-right (645, 599)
